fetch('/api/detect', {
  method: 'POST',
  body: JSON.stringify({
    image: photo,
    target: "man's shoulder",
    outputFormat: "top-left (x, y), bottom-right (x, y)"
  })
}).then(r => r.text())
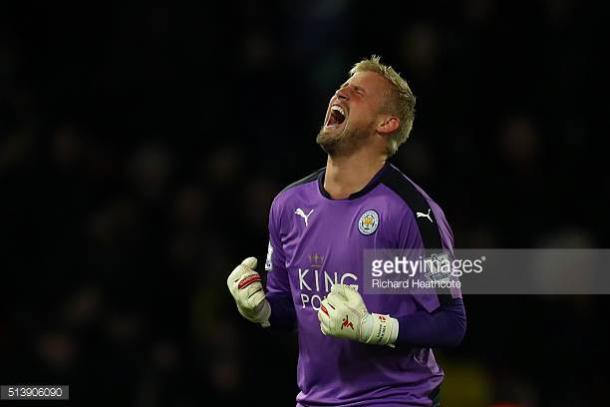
top-left (379, 163), bottom-right (440, 212)
top-left (277, 167), bottom-right (323, 198)
top-left (282, 167), bottom-right (324, 193)
top-left (380, 163), bottom-right (453, 249)
top-left (379, 163), bottom-right (450, 230)
top-left (271, 167), bottom-right (324, 209)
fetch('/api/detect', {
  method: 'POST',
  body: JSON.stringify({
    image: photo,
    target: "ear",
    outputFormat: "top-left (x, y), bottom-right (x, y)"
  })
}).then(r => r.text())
top-left (376, 115), bottom-right (400, 135)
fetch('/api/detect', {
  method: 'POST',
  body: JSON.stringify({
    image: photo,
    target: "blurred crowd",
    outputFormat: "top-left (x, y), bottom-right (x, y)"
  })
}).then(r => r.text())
top-left (1, 1), bottom-right (608, 406)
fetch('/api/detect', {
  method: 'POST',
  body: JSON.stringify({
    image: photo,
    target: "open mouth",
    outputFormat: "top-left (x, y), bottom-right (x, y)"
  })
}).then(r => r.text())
top-left (326, 105), bottom-right (346, 127)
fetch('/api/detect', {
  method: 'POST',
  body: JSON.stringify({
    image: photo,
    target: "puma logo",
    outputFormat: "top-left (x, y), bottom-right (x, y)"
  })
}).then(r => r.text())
top-left (295, 208), bottom-right (314, 227)
top-left (416, 209), bottom-right (433, 223)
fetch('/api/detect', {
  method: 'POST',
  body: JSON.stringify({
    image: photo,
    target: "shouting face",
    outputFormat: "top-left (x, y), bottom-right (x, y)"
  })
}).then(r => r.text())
top-left (317, 71), bottom-right (390, 157)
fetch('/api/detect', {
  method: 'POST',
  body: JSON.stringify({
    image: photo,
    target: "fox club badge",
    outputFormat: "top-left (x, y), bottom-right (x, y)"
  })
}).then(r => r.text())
top-left (358, 210), bottom-right (379, 235)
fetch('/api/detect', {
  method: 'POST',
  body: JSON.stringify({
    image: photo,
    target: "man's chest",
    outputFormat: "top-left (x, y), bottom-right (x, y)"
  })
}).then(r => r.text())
top-left (279, 200), bottom-right (401, 302)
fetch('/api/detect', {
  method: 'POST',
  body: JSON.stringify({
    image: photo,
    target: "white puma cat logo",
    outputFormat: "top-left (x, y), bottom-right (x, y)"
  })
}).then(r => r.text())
top-left (295, 208), bottom-right (314, 227)
top-left (416, 209), bottom-right (433, 223)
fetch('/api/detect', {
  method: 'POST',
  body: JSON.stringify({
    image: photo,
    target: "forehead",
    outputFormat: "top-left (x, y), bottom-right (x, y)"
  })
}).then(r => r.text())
top-left (346, 70), bottom-right (390, 94)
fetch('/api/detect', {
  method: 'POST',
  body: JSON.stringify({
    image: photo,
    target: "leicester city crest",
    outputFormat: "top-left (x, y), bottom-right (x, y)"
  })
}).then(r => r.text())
top-left (358, 210), bottom-right (379, 235)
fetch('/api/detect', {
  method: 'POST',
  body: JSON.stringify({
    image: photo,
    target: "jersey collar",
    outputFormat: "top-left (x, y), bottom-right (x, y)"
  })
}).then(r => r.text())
top-left (317, 162), bottom-right (389, 200)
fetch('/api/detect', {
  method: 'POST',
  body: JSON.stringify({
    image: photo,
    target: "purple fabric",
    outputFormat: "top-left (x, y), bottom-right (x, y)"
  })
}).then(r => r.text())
top-left (264, 163), bottom-right (462, 406)
top-left (396, 298), bottom-right (466, 348)
top-left (267, 292), bottom-right (296, 331)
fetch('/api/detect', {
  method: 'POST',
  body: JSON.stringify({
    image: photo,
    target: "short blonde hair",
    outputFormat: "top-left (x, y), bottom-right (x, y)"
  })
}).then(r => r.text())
top-left (349, 56), bottom-right (416, 156)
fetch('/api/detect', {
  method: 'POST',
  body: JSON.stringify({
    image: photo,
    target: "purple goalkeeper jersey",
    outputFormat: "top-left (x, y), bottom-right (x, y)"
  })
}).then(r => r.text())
top-left (265, 163), bottom-right (456, 407)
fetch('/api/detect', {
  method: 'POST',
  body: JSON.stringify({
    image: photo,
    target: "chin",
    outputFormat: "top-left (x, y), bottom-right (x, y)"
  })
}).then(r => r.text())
top-left (316, 129), bottom-right (339, 155)
top-left (318, 123), bottom-right (376, 157)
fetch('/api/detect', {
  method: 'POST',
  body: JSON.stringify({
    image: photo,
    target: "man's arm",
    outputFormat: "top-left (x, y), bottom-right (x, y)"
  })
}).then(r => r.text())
top-left (264, 199), bottom-right (297, 331)
top-left (226, 197), bottom-right (297, 330)
top-left (395, 297), bottom-right (466, 348)
top-left (394, 194), bottom-right (466, 347)
top-left (318, 285), bottom-right (465, 348)
top-left (266, 293), bottom-right (296, 331)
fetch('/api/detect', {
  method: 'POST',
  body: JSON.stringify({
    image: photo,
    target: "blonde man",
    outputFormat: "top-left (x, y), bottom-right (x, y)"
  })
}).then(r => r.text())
top-left (228, 56), bottom-right (466, 406)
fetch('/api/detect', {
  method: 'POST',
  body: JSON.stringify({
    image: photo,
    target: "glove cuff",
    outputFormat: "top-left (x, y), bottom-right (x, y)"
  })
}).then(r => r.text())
top-left (238, 299), bottom-right (271, 327)
top-left (258, 300), bottom-right (271, 328)
top-left (362, 313), bottom-right (399, 346)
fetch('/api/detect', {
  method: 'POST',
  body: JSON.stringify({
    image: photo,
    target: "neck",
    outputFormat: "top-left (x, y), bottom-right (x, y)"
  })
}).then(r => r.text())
top-left (324, 149), bottom-right (386, 199)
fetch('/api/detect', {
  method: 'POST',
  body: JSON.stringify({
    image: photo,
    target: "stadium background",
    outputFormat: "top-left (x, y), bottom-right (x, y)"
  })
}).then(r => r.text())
top-left (1, 1), bottom-right (608, 405)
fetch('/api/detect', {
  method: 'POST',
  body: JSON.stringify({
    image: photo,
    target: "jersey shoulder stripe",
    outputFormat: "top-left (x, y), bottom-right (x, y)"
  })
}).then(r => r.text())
top-left (381, 164), bottom-right (453, 304)
top-left (279, 167), bottom-right (324, 195)
top-left (380, 164), bottom-right (443, 250)
top-left (380, 165), bottom-right (452, 305)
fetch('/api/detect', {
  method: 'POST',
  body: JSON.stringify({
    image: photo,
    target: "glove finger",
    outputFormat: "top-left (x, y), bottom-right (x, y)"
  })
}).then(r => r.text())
top-left (330, 283), bottom-right (346, 296)
top-left (319, 316), bottom-right (330, 335)
top-left (227, 265), bottom-right (248, 296)
top-left (319, 304), bottom-right (330, 319)
top-left (238, 273), bottom-right (262, 290)
top-left (228, 258), bottom-right (258, 292)
top-left (339, 285), bottom-right (367, 313)
top-left (228, 264), bottom-right (246, 284)
top-left (236, 270), bottom-right (261, 291)
top-left (318, 302), bottom-right (332, 321)
top-left (318, 312), bottom-right (331, 335)
top-left (342, 284), bottom-right (362, 302)
top-left (237, 273), bottom-right (263, 298)
top-left (330, 284), bottom-right (351, 302)
top-left (320, 298), bottom-right (335, 318)
top-left (241, 256), bottom-right (258, 270)
top-left (325, 292), bottom-right (342, 310)
top-left (247, 287), bottom-right (266, 309)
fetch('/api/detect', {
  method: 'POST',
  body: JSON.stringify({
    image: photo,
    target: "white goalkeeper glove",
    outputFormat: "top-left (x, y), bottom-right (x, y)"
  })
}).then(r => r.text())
top-left (227, 257), bottom-right (271, 327)
top-left (318, 284), bottom-right (399, 346)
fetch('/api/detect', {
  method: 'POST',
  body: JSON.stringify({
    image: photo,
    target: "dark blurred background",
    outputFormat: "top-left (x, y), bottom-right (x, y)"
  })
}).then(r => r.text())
top-left (1, 1), bottom-right (609, 406)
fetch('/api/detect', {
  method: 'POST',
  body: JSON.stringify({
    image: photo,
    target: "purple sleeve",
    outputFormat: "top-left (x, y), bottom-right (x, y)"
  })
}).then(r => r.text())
top-left (265, 197), bottom-right (297, 331)
top-left (397, 200), bottom-right (463, 314)
top-left (267, 293), bottom-right (296, 331)
top-left (395, 297), bottom-right (466, 348)
top-left (396, 207), bottom-right (444, 313)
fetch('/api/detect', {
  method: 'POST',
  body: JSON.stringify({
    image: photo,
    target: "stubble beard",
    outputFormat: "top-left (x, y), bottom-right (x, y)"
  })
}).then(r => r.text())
top-left (316, 121), bottom-right (374, 158)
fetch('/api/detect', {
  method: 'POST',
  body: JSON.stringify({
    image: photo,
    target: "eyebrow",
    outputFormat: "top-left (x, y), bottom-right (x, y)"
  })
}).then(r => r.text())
top-left (340, 82), bottom-right (366, 94)
top-left (353, 85), bottom-right (366, 94)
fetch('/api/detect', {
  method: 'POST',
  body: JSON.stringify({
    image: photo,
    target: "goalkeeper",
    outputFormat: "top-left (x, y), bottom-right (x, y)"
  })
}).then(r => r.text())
top-left (227, 56), bottom-right (466, 407)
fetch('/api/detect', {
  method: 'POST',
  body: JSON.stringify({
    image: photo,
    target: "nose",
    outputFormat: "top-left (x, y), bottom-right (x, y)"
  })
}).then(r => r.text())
top-left (335, 87), bottom-right (349, 101)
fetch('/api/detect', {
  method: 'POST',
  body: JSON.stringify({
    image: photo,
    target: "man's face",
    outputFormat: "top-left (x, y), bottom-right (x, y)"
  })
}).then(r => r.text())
top-left (317, 70), bottom-right (389, 156)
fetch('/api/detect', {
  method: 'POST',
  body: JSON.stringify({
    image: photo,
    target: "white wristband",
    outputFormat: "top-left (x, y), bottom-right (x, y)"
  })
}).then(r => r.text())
top-left (363, 314), bottom-right (399, 346)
